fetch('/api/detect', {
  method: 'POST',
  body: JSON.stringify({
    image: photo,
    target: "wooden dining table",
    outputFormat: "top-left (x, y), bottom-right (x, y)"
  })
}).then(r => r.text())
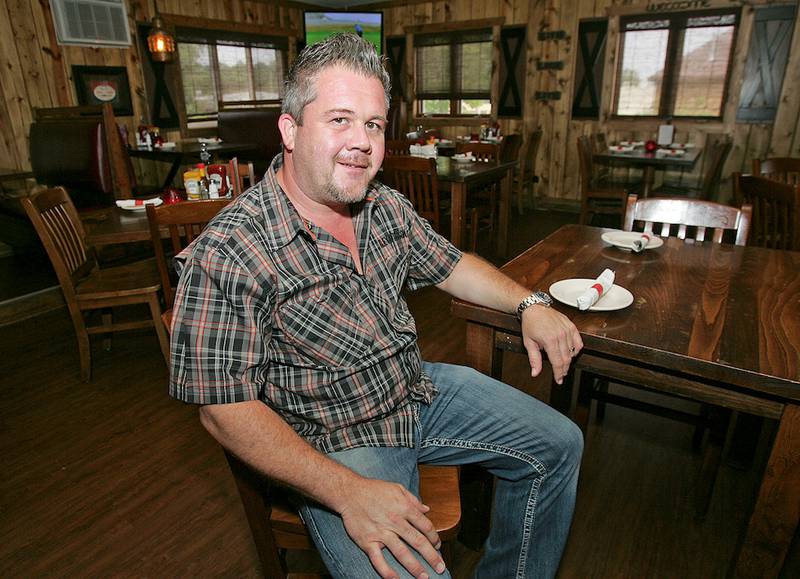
top-left (594, 147), bottom-right (702, 197)
top-left (452, 224), bottom-right (799, 578)
top-left (128, 141), bottom-right (261, 189)
top-left (435, 156), bottom-right (516, 257)
top-left (82, 206), bottom-right (155, 247)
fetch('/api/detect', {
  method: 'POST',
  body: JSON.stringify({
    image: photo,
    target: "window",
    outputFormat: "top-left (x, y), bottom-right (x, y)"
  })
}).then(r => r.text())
top-left (415, 28), bottom-right (493, 116)
top-left (614, 10), bottom-right (738, 118)
top-left (176, 27), bottom-right (287, 123)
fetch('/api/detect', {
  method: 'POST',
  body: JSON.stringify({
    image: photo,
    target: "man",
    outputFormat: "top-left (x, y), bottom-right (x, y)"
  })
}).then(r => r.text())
top-left (170, 34), bottom-right (583, 579)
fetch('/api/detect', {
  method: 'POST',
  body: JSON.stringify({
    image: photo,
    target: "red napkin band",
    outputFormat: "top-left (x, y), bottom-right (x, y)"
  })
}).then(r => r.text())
top-left (591, 283), bottom-right (604, 295)
top-left (641, 234), bottom-right (650, 241)
top-left (134, 199), bottom-right (145, 205)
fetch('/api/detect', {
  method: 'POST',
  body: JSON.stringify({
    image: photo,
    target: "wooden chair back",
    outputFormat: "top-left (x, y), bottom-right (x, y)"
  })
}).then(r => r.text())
top-left (500, 133), bottom-right (523, 163)
top-left (456, 142), bottom-right (500, 162)
top-left (20, 186), bottom-right (95, 300)
top-left (146, 199), bottom-right (232, 307)
top-left (228, 157), bottom-right (257, 197)
top-left (623, 194), bottom-right (752, 246)
top-left (382, 155), bottom-right (441, 231)
top-left (577, 135), bottom-right (594, 190)
top-left (224, 450), bottom-right (461, 579)
top-left (752, 157), bottom-right (800, 187)
top-left (733, 173), bottom-right (799, 251)
top-left (23, 187), bottom-right (168, 380)
top-left (698, 137), bottom-right (732, 201)
top-left (385, 139), bottom-right (412, 156)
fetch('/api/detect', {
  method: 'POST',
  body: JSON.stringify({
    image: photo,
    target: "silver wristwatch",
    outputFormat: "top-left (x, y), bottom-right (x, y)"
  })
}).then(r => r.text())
top-left (516, 291), bottom-right (553, 320)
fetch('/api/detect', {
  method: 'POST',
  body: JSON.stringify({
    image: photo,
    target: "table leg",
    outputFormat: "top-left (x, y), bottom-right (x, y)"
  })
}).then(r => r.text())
top-left (642, 166), bottom-right (655, 198)
top-left (496, 169), bottom-right (511, 257)
top-left (731, 403), bottom-right (800, 578)
top-left (450, 182), bottom-right (466, 250)
top-left (161, 158), bottom-right (183, 190)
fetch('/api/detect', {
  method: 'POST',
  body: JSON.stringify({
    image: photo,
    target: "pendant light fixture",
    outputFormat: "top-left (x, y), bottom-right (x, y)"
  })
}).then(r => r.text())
top-left (147, 0), bottom-right (175, 63)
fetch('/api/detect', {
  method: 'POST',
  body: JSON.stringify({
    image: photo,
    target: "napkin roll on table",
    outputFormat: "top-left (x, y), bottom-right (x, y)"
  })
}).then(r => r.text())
top-left (115, 198), bottom-right (163, 209)
top-left (632, 233), bottom-right (651, 253)
top-left (577, 268), bottom-right (615, 310)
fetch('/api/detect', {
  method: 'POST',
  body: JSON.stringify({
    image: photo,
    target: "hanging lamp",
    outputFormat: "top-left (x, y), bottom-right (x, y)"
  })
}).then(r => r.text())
top-left (147, 0), bottom-right (175, 63)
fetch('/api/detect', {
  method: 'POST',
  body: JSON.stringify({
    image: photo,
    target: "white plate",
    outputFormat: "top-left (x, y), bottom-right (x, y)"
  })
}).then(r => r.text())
top-left (601, 231), bottom-right (664, 251)
top-left (120, 205), bottom-right (148, 212)
top-left (549, 278), bottom-right (634, 311)
top-left (452, 155), bottom-right (475, 163)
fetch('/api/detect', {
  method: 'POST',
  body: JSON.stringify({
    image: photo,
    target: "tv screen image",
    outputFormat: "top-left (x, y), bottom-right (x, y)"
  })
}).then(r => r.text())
top-left (304, 12), bottom-right (383, 54)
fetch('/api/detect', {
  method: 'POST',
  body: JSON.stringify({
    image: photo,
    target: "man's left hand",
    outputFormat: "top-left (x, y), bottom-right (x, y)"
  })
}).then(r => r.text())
top-left (520, 305), bottom-right (583, 384)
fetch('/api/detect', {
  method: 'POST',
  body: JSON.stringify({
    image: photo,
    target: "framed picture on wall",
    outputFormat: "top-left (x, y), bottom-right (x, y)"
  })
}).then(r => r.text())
top-left (72, 65), bottom-right (133, 116)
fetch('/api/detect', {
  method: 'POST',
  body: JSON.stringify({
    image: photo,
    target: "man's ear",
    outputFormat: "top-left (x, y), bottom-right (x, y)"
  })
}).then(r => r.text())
top-left (278, 113), bottom-right (297, 152)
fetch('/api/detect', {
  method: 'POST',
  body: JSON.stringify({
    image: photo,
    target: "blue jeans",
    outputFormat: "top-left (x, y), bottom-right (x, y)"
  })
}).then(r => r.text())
top-left (299, 362), bottom-right (583, 578)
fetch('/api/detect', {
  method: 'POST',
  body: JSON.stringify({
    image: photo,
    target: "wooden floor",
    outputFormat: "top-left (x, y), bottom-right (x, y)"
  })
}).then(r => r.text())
top-left (0, 209), bottom-right (778, 578)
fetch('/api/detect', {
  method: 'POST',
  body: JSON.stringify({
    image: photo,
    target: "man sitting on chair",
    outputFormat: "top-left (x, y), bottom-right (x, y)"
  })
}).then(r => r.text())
top-left (169, 33), bottom-right (583, 579)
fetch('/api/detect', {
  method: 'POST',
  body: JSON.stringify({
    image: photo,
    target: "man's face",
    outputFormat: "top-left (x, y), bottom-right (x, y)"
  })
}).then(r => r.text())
top-left (279, 66), bottom-right (386, 206)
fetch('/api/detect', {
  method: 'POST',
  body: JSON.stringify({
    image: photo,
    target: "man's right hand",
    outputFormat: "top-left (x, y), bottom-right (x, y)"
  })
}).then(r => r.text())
top-left (338, 477), bottom-right (446, 579)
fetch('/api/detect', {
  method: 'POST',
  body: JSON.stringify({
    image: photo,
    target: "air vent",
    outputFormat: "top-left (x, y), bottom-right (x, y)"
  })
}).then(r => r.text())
top-left (51, 0), bottom-right (131, 47)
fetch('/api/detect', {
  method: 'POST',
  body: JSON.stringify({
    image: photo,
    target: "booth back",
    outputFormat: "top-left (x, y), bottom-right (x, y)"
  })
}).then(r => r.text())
top-left (217, 107), bottom-right (282, 172)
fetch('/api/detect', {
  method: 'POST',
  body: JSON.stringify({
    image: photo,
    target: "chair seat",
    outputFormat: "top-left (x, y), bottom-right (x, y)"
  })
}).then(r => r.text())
top-left (75, 257), bottom-right (161, 299)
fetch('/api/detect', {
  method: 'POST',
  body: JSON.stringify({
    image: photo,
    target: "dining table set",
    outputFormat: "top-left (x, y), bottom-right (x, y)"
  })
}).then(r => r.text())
top-left (452, 223), bottom-right (799, 578)
top-left (594, 140), bottom-right (703, 197)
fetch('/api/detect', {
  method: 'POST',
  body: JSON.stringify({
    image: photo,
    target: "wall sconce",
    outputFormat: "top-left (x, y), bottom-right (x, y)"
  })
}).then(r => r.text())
top-left (147, 2), bottom-right (175, 63)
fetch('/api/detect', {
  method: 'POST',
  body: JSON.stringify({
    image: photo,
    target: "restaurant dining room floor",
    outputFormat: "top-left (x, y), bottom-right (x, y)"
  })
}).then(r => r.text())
top-left (1, 207), bottom-right (792, 578)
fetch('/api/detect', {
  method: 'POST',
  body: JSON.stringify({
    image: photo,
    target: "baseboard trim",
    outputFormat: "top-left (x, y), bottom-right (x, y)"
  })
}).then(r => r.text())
top-left (0, 285), bottom-right (64, 327)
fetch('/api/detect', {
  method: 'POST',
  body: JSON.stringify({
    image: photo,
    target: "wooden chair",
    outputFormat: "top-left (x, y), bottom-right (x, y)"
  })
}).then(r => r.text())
top-left (515, 129), bottom-right (542, 214)
top-left (576, 135), bottom-right (628, 227)
top-left (382, 155), bottom-right (442, 232)
top-left (654, 137), bottom-right (732, 201)
top-left (578, 193), bottom-right (752, 518)
top-left (733, 172), bottom-right (799, 251)
top-left (454, 142), bottom-right (502, 252)
top-left (21, 187), bottom-right (169, 381)
top-left (229, 157), bottom-right (257, 197)
top-left (385, 139), bottom-right (412, 156)
top-left (146, 199), bottom-right (232, 314)
top-left (622, 194), bottom-right (751, 245)
top-left (752, 157), bottom-right (800, 187)
top-left (225, 451), bottom-right (461, 579)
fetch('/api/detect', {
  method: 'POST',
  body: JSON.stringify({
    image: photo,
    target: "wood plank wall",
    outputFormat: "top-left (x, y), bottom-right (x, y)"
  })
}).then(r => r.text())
top-left (380, 0), bottom-right (800, 203)
top-left (0, 0), bottom-right (304, 176)
top-left (2, 0), bottom-right (798, 204)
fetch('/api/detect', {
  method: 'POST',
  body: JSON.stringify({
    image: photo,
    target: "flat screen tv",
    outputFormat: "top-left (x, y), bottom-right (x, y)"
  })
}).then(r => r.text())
top-left (303, 11), bottom-right (383, 54)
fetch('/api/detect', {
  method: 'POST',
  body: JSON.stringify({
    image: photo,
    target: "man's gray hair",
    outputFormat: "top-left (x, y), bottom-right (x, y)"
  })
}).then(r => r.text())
top-left (282, 33), bottom-right (391, 124)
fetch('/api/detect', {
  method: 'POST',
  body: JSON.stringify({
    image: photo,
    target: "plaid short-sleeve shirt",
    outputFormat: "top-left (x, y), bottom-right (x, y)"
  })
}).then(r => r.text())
top-left (168, 155), bottom-right (462, 452)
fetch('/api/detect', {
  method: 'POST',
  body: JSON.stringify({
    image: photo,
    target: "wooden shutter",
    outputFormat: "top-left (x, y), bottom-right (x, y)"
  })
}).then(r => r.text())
top-left (498, 26), bottom-right (526, 118)
top-left (737, 4), bottom-right (796, 122)
top-left (386, 36), bottom-right (407, 100)
top-left (571, 19), bottom-right (607, 119)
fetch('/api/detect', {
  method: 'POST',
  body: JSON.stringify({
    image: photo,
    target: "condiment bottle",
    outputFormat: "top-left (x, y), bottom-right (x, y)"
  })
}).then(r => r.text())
top-left (184, 169), bottom-right (201, 200)
top-left (196, 163), bottom-right (210, 200)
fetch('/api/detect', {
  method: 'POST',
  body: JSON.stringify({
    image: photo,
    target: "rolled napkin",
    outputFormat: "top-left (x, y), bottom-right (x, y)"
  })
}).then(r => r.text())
top-left (576, 269), bottom-right (615, 311)
top-left (632, 233), bottom-right (652, 253)
top-left (115, 198), bottom-right (163, 209)
top-left (409, 143), bottom-right (437, 158)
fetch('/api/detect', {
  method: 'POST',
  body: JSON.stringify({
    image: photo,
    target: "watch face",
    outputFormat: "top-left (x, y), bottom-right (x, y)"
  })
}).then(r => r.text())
top-left (534, 291), bottom-right (553, 305)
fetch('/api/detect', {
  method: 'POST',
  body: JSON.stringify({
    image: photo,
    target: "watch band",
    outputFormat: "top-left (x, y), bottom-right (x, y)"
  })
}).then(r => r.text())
top-left (516, 291), bottom-right (552, 320)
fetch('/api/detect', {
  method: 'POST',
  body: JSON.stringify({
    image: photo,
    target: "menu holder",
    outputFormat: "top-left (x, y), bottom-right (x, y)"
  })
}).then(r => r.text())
top-left (657, 124), bottom-right (675, 146)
